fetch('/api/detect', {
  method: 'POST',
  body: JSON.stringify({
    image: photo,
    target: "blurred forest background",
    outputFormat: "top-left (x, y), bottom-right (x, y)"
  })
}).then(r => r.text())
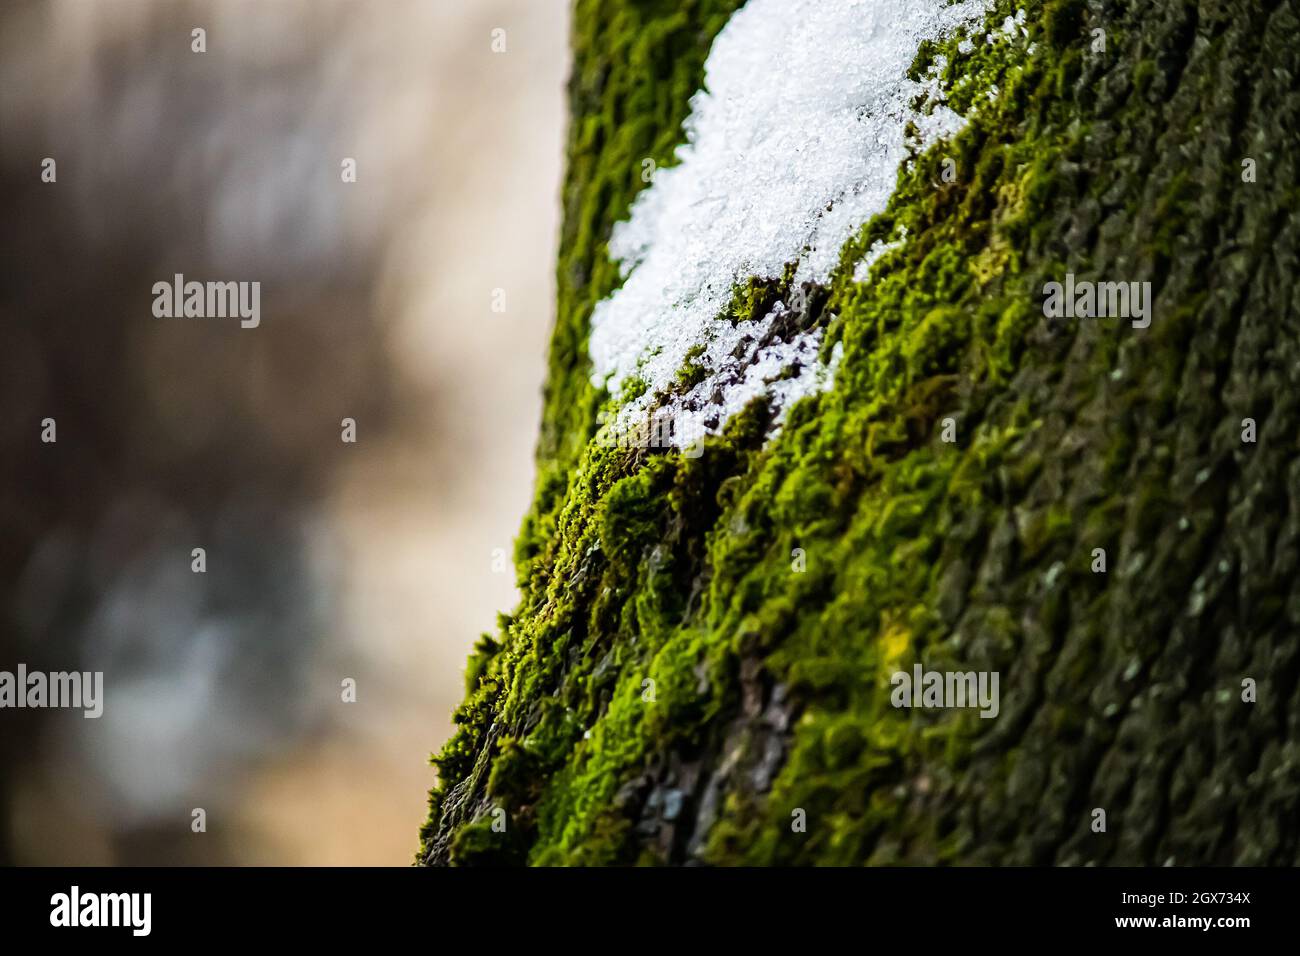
top-left (0, 0), bottom-right (566, 864)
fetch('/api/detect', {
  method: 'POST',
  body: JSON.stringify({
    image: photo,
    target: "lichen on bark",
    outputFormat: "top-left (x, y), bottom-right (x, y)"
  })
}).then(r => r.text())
top-left (420, 0), bottom-right (1300, 865)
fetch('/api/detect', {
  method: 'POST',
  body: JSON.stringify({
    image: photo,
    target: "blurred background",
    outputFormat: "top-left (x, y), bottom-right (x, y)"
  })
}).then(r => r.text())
top-left (0, 0), bottom-right (567, 864)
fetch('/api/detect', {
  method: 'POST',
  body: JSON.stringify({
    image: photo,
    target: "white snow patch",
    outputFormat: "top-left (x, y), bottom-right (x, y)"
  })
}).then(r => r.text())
top-left (587, 0), bottom-right (993, 444)
top-left (853, 225), bottom-right (908, 284)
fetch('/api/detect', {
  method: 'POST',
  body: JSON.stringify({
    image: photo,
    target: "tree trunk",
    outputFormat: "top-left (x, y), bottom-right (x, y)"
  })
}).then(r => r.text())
top-left (420, 0), bottom-right (1300, 865)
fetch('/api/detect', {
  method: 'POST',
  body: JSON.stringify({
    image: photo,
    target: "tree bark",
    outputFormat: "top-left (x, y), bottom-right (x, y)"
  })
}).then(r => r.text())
top-left (420, 0), bottom-right (1300, 865)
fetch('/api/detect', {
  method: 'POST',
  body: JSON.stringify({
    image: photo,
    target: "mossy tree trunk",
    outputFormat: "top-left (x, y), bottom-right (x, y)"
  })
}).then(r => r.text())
top-left (420, 0), bottom-right (1300, 865)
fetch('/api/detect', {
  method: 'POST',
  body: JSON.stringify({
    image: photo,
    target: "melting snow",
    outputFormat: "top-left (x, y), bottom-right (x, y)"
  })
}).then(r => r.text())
top-left (587, 0), bottom-right (993, 443)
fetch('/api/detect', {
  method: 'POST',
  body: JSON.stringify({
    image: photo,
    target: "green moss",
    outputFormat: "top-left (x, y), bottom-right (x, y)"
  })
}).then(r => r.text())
top-left (448, 816), bottom-right (528, 867)
top-left (673, 344), bottom-right (710, 392)
top-left (423, 0), bottom-right (1300, 866)
top-left (731, 271), bottom-right (794, 324)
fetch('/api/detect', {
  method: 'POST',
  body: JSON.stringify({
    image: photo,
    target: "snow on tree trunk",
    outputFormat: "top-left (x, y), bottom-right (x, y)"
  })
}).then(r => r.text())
top-left (420, 0), bottom-right (1300, 865)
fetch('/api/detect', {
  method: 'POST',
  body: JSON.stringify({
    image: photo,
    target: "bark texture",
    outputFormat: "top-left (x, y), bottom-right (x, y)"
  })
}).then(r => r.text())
top-left (420, 0), bottom-right (1300, 865)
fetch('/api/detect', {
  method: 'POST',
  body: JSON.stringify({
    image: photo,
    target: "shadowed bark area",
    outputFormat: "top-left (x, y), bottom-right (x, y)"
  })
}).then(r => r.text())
top-left (420, 0), bottom-right (1300, 865)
